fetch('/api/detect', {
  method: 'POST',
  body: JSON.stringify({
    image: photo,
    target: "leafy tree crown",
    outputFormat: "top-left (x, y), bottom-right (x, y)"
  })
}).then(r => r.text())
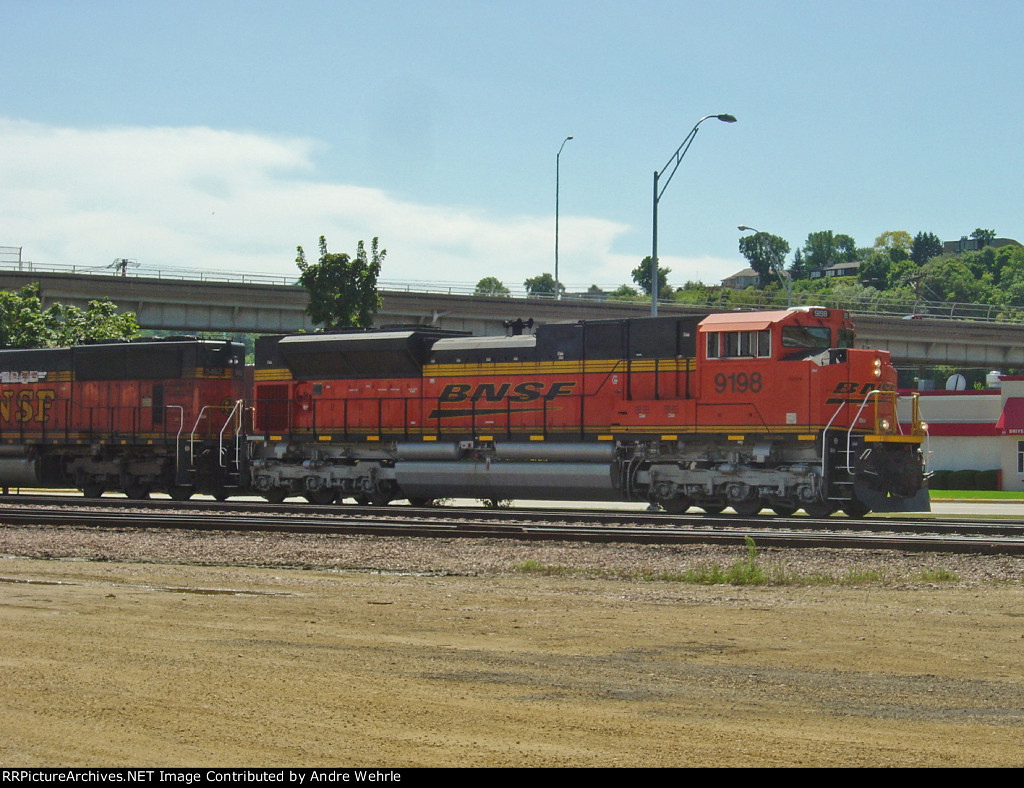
top-left (296, 236), bottom-right (384, 329)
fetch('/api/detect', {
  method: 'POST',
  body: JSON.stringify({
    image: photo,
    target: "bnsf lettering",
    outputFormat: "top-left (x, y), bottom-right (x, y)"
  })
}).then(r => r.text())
top-left (0, 389), bottom-right (56, 423)
top-left (826, 381), bottom-right (896, 404)
top-left (438, 381), bottom-right (576, 403)
top-left (438, 384), bottom-right (471, 403)
top-left (831, 381), bottom-right (896, 396)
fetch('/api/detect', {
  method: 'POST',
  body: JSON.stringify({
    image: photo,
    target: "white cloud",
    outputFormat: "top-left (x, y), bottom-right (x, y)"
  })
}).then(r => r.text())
top-left (0, 118), bottom-right (673, 290)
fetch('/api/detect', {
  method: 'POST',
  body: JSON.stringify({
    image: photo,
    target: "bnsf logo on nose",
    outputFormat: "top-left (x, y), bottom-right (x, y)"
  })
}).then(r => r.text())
top-left (439, 381), bottom-right (576, 403)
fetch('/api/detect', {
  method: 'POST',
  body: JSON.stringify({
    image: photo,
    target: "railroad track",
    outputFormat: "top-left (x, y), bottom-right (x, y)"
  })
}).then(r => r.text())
top-left (3, 494), bottom-right (1024, 554)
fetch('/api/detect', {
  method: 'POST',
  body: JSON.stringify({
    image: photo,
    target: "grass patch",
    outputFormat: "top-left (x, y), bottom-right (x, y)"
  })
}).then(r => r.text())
top-left (512, 541), bottom-right (968, 587)
top-left (930, 490), bottom-right (1024, 500)
top-left (513, 559), bottom-right (582, 577)
top-left (917, 566), bottom-right (959, 583)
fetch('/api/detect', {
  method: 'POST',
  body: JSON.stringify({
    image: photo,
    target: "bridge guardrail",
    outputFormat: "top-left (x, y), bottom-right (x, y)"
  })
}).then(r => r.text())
top-left (2, 260), bottom-right (1022, 324)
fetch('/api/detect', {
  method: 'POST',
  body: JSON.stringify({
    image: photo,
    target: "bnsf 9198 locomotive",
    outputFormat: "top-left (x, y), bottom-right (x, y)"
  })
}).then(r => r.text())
top-left (247, 307), bottom-right (929, 516)
top-left (0, 307), bottom-right (929, 516)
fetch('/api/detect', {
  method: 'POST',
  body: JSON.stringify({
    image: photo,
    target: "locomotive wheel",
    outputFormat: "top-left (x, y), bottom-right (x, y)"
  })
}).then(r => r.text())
top-left (771, 504), bottom-right (798, 517)
top-left (660, 497), bottom-right (692, 515)
top-left (82, 484), bottom-right (104, 499)
top-left (368, 492), bottom-right (393, 506)
top-left (262, 488), bottom-right (287, 505)
top-left (213, 491), bottom-right (230, 502)
top-left (731, 500), bottom-right (763, 517)
top-left (353, 494), bottom-right (370, 506)
top-left (125, 484), bottom-right (150, 501)
top-left (803, 502), bottom-right (837, 518)
top-left (304, 490), bottom-right (337, 505)
top-left (700, 504), bottom-right (726, 516)
top-left (407, 497), bottom-right (435, 508)
top-left (168, 486), bottom-right (194, 501)
top-left (840, 499), bottom-right (871, 519)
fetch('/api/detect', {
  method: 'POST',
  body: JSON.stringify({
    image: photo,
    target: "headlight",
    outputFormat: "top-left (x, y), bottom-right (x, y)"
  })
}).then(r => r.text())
top-left (880, 418), bottom-right (891, 431)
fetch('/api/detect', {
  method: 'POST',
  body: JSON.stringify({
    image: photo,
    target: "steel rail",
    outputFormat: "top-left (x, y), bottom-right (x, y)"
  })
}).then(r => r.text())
top-left (3, 503), bottom-right (1024, 555)
top-left (2, 493), bottom-right (1024, 537)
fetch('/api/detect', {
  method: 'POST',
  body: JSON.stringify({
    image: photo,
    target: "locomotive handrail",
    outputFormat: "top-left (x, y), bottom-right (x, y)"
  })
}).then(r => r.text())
top-left (820, 401), bottom-right (848, 486)
top-left (218, 400), bottom-right (245, 469)
top-left (845, 389), bottom-right (890, 473)
top-left (896, 391), bottom-right (930, 472)
top-left (815, 399), bottom-right (847, 497)
top-left (165, 405), bottom-right (184, 474)
top-left (188, 406), bottom-right (212, 463)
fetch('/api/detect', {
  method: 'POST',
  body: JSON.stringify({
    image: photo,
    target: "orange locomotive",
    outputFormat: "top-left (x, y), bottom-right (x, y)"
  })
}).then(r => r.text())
top-left (0, 338), bottom-right (247, 499)
top-left (250, 308), bottom-right (929, 516)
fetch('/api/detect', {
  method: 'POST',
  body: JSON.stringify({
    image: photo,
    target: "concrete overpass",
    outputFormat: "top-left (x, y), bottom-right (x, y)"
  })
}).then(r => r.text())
top-left (2, 268), bottom-right (1023, 369)
top-left (0, 269), bottom-right (318, 334)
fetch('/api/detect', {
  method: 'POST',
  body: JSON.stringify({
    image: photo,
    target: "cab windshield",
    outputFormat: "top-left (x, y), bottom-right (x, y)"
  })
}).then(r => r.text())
top-left (781, 325), bottom-right (831, 349)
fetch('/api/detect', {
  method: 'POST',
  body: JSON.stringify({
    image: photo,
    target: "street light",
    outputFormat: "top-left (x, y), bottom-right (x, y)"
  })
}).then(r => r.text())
top-left (555, 135), bottom-right (573, 300)
top-left (738, 225), bottom-right (792, 307)
top-left (651, 114), bottom-right (736, 316)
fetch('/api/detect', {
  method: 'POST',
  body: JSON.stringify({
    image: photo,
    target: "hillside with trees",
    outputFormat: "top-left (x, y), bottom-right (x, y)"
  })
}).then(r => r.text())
top-left (606, 228), bottom-right (1024, 321)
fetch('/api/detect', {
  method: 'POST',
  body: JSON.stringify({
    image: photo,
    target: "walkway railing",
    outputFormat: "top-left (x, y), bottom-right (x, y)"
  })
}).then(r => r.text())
top-left (2, 259), bottom-right (1022, 323)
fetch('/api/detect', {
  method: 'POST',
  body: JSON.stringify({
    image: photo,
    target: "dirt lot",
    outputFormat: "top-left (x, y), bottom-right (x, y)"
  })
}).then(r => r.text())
top-left (2, 528), bottom-right (1024, 767)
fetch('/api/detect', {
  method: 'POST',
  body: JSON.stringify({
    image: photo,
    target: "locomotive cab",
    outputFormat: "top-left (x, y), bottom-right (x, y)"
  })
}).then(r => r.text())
top-left (696, 308), bottom-right (928, 514)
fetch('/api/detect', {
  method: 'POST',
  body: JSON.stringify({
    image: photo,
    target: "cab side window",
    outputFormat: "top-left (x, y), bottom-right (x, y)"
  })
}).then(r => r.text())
top-left (706, 330), bottom-right (770, 359)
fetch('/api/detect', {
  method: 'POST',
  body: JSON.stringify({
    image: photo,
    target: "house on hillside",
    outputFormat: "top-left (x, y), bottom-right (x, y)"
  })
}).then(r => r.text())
top-left (809, 260), bottom-right (860, 279)
top-left (721, 267), bottom-right (759, 289)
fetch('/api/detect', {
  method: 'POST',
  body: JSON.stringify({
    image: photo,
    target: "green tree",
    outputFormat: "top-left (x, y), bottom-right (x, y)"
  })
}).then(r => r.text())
top-left (788, 248), bottom-right (809, 280)
top-left (857, 250), bottom-right (891, 290)
top-left (474, 276), bottom-right (511, 297)
top-left (523, 272), bottom-right (564, 297)
top-left (874, 230), bottom-right (913, 262)
top-left (886, 258), bottom-right (919, 291)
top-left (800, 231), bottom-right (858, 275)
top-left (971, 228), bottom-right (996, 247)
top-left (0, 284), bottom-right (48, 347)
top-left (673, 280), bottom-right (715, 305)
top-left (0, 283), bottom-right (138, 348)
top-left (296, 236), bottom-right (384, 329)
top-left (631, 257), bottom-right (673, 299)
top-left (910, 231), bottom-right (944, 266)
top-left (834, 234), bottom-right (859, 262)
top-left (919, 256), bottom-right (995, 304)
top-left (44, 300), bottom-right (140, 347)
top-left (608, 283), bottom-right (639, 300)
top-left (738, 232), bottom-right (790, 286)
top-left (992, 244), bottom-right (1024, 289)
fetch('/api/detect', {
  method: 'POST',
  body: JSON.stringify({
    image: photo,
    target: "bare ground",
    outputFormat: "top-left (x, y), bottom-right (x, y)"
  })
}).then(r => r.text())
top-left (2, 526), bottom-right (1024, 767)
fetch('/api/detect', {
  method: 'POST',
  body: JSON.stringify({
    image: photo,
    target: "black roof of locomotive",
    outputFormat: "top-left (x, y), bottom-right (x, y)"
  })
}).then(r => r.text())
top-left (429, 315), bottom-right (702, 364)
top-left (256, 316), bottom-right (704, 378)
top-left (0, 337), bottom-right (244, 381)
top-left (258, 328), bottom-right (465, 379)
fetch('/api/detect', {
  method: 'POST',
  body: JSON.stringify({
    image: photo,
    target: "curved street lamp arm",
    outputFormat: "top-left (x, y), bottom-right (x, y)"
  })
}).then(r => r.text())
top-left (655, 114), bottom-right (735, 201)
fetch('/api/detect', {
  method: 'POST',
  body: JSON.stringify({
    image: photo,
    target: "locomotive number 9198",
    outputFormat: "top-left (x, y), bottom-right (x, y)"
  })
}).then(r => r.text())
top-left (713, 371), bottom-right (763, 394)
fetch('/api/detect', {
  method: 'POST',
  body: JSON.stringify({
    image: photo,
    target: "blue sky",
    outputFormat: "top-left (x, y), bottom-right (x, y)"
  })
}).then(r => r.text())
top-left (2, 0), bottom-right (1021, 292)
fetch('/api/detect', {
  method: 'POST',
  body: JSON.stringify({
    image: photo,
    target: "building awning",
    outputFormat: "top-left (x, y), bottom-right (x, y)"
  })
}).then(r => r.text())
top-left (996, 397), bottom-right (1024, 435)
